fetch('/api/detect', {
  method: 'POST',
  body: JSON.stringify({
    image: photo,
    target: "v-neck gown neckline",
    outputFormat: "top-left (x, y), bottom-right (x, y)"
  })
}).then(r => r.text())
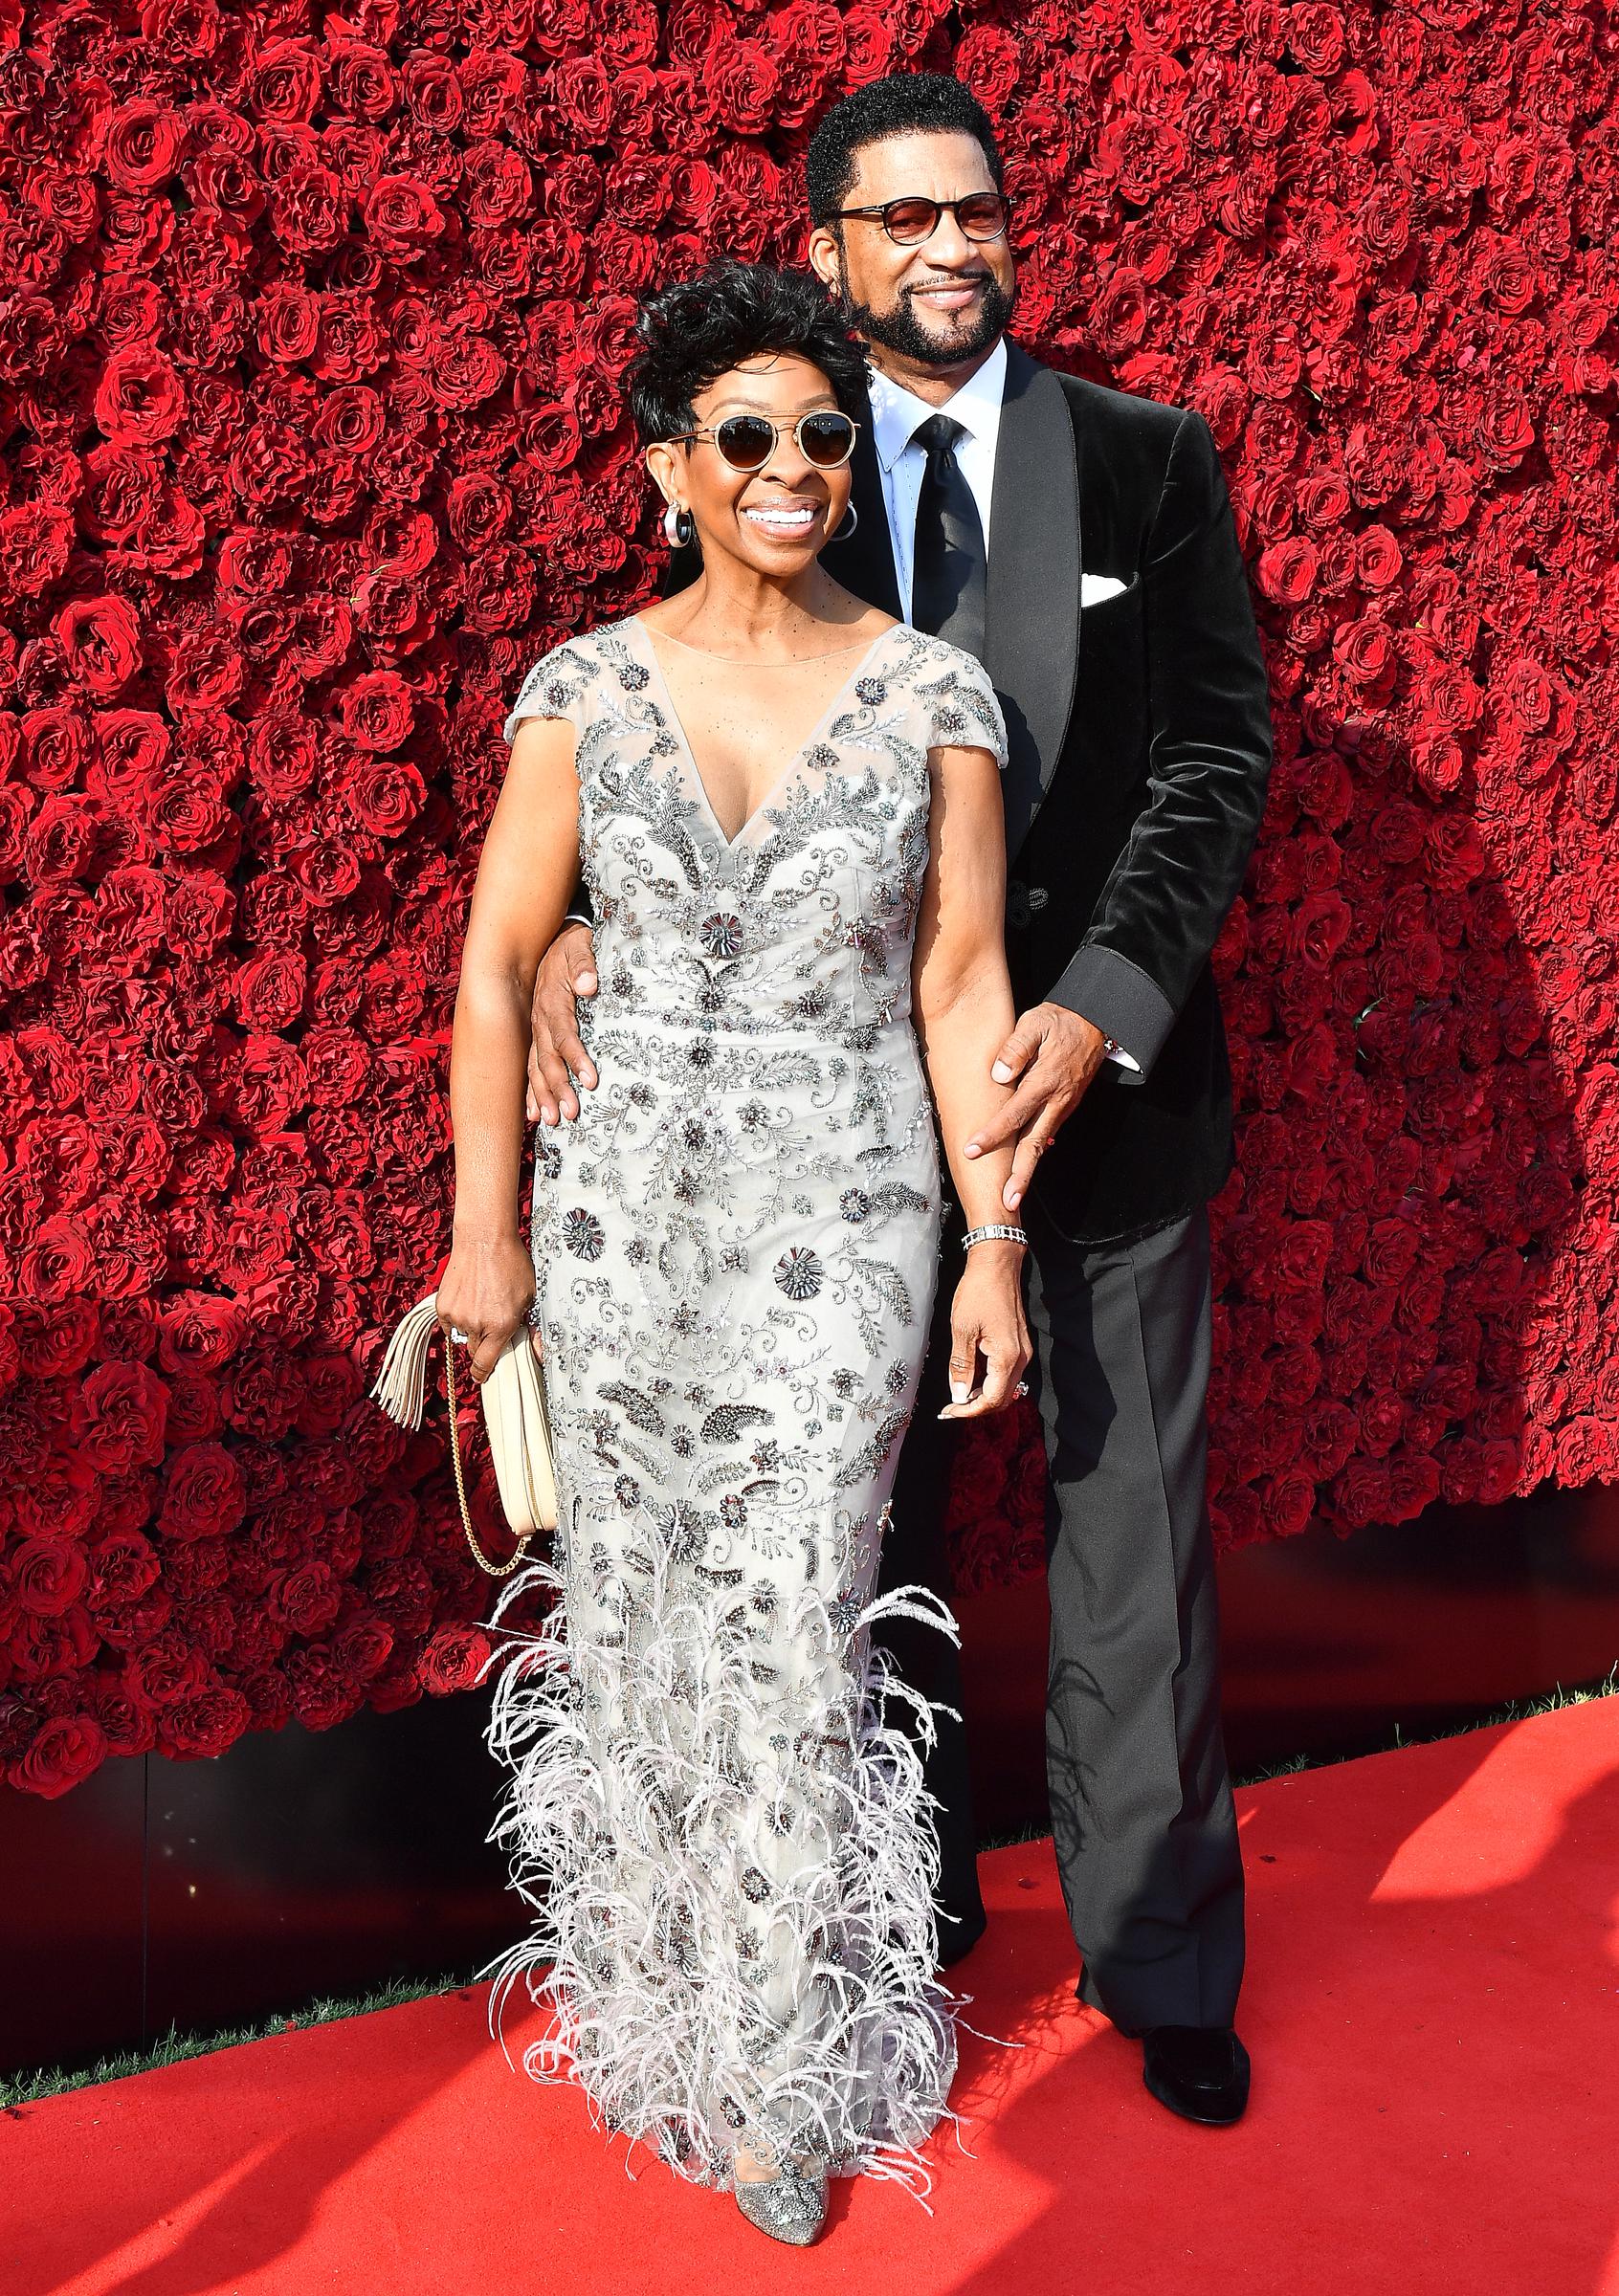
top-left (626, 616), bottom-right (895, 851)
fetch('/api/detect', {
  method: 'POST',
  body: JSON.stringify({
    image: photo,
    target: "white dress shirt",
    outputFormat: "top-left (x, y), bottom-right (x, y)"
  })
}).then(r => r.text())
top-left (866, 335), bottom-right (1007, 621)
top-left (867, 339), bottom-right (1140, 1072)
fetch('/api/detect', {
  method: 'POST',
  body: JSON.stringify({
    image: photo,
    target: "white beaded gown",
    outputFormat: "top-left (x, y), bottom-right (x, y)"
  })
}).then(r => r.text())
top-left (477, 612), bottom-right (1009, 2200)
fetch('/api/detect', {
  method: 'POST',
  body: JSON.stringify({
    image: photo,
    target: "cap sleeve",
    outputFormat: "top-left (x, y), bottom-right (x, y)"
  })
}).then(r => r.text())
top-left (501, 636), bottom-right (594, 747)
top-left (921, 641), bottom-right (1009, 771)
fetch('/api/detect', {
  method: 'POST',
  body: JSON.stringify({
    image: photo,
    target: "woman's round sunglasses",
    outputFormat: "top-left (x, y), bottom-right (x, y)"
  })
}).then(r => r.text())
top-left (667, 410), bottom-right (860, 474)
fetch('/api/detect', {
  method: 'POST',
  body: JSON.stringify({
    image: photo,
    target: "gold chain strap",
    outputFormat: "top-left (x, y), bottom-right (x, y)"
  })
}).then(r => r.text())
top-left (443, 1338), bottom-right (535, 1578)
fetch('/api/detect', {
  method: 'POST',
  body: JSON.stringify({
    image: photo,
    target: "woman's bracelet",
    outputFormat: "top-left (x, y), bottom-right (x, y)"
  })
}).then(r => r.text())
top-left (962, 1223), bottom-right (1029, 1251)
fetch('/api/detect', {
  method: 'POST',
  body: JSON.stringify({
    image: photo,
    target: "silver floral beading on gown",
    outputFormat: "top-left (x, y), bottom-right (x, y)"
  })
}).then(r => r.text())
top-left (477, 616), bottom-right (1009, 2203)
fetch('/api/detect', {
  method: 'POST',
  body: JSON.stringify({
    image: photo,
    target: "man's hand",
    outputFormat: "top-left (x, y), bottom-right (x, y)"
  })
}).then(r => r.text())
top-left (965, 1003), bottom-right (1112, 1211)
top-left (526, 920), bottom-right (599, 1124)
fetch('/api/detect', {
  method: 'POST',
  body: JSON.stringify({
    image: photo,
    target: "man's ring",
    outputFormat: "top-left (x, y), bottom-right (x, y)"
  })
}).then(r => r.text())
top-left (449, 1325), bottom-right (470, 1345)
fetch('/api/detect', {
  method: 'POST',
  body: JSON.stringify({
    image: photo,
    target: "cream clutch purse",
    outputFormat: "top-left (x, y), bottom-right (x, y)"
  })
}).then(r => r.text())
top-left (369, 1295), bottom-right (558, 1577)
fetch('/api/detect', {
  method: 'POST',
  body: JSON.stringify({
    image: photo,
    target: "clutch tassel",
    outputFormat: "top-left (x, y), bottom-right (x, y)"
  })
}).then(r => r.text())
top-left (369, 1294), bottom-right (441, 1430)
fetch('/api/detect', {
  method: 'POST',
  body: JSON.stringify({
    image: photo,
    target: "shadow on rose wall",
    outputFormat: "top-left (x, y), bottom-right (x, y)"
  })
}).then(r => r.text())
top-left (943, 706), bottom-right (1589, 1592)
top-left (3, 0), bottom-right (1617, 1802)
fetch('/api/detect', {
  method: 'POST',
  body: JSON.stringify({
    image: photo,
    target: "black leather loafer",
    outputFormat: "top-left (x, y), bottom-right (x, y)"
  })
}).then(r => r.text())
top-left (1141, 2025), bottom-right (1251, 2125)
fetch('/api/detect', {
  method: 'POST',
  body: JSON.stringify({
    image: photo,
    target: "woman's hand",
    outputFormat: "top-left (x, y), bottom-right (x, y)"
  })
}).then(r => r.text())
top-left (435, 1232), bottom-right (542, 1386)
top-left (938, 1243), bottom-right (1032, 1419)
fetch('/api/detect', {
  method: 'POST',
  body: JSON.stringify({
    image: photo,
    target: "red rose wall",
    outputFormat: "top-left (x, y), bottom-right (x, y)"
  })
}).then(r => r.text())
top-left (1, 0), bottom-right (1616, 1799)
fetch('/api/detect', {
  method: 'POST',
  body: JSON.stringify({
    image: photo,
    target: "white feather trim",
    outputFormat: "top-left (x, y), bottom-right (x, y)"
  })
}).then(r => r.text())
top-left (475, 1528), bottom-right (1003, 2208)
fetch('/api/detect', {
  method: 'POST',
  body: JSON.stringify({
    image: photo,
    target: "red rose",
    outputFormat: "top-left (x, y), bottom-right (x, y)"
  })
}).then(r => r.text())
top-left (90, 1534), bottom-right (164, 1608)
top-left (12, 1537), bottom-right (91, 1617)
top-left (72, 1358), bottom-right (169, 1472)
top-left (1262, 1472), bottom-right (1317, 1539)
top-left (11, 1714), bottom-right (107, 1799)
top-left (54, 594), bottom-right (143, 697)
top-left (94, 347), bottom-right (187, 448)
top-left (419, 1623), bottom-right (495, 1695)
top-left (157, 1682), bottom-right (252, 1757)
top-left (1386, 1452), bottom-right (1443, 1521)
top-left (104, 100), bottom-right (188, 192)
top-left (952, 24), bottom-right (1020, 109)
top-left (158, 1441), bottom-right (247, 1542)
top-left (341, 671), bottom-right (415, 754)
top-left (124, 1624), bottom-right (210, 1708)
top-left (1257, 536), bottom-right (1319, 606)
top-left (85, 1677), bottom-right (159, 1757)
top-left (1477, 378), bottom-right (1535, 468)
top-left (0, 502), bottom-right (74, 598)
top-left (364, 174), bottom-right (447, 256)
top-left (286, 1646), bottom-right (365, 1731)
top-left (272, 1561), bottom-right (344, 1634)
top-left (332, 1615), bottom-right (395, 1681)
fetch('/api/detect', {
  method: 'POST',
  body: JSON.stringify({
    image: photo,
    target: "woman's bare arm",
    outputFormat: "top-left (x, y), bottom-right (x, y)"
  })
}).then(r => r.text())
top-left (448, 711), bottom-right (580, 1280)
top-left (912, 741), bottom-right (1021, 1229)
top-left (911, 741), bottom-right (1031, 1417)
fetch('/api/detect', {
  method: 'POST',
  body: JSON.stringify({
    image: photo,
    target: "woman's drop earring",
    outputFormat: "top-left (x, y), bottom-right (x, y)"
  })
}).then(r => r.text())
top-left (832, 500), bottom-right (858, 541)
top-left (663, 500), bottom-right (696, 549)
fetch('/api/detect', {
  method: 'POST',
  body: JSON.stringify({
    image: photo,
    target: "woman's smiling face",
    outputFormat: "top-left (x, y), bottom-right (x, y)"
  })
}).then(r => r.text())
top-left (645, 351), bottom-right (855, 575)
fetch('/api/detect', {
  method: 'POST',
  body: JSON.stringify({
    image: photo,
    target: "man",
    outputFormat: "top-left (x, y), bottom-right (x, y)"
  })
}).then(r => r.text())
top-left (525, 72), bottom-right (1274, 2127)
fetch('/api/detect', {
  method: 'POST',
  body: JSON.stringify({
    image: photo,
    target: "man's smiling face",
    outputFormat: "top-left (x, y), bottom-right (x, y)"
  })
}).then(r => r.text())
top-left (808, 128), bottom-right (1017, 383)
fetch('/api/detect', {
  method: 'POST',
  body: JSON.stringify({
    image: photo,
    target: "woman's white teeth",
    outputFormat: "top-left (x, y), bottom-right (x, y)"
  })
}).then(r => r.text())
top-left (744, 506), bottom-right (818, 531)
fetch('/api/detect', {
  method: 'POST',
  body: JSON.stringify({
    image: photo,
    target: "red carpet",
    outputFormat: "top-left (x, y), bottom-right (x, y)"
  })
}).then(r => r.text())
top-left (6, 1697), bottom-right (1616, 2296)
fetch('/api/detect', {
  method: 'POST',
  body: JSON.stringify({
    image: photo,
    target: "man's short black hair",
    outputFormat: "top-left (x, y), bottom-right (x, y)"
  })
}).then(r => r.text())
top-left (806, 71), bottom-right (1005, 228)
top-left (624, 260), bottom-right (870, 444)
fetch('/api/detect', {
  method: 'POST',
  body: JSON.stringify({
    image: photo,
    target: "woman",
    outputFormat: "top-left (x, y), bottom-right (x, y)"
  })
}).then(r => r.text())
top-left (438, 261), bottom-right (1029, 2243)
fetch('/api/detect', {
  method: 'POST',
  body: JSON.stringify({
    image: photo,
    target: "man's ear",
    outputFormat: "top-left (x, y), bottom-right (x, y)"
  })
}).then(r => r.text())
top-left (807, 227), bottom-right (841, 297)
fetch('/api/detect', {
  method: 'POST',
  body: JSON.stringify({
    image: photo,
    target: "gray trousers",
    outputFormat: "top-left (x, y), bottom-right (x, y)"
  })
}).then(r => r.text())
top-left (876, 1189), bottom-right (1246, 2031)
top-left (1025, 1193), bottom-right (1246, 2032)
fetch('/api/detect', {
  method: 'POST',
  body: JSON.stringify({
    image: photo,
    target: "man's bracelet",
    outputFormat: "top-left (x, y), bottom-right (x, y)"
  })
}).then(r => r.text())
top-left (962, 1224), bottom-right (1029, 1251)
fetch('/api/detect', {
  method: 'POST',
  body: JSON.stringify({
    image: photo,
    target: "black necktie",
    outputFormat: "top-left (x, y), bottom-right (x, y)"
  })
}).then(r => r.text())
top-left (909, 412), bottom-right (987, 661)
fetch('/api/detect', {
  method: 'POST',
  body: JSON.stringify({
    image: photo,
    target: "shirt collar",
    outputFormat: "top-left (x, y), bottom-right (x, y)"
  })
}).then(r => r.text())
top-left (868, 334), bottom-right (1009, 473)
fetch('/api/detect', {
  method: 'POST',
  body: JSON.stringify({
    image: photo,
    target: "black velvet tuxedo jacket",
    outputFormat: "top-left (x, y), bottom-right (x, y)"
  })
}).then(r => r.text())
top-left (654, 340), bottom-right (1275, 1247)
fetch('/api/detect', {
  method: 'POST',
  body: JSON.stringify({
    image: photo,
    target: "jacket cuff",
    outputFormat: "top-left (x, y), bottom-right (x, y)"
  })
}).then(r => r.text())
top-left (1046, 942), bottom-right (1176, 1084)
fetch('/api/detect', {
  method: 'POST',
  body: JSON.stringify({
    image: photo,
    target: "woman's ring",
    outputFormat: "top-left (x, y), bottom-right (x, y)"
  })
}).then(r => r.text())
top-left (450, 1325), bottom-right (470, 1345)
top-left (1014, 1379), bottom-right (1030, 1398)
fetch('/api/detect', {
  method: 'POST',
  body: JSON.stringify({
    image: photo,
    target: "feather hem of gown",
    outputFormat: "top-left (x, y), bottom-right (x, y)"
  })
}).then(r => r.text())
top-left (474, 1538), bottom-right (981, 2208)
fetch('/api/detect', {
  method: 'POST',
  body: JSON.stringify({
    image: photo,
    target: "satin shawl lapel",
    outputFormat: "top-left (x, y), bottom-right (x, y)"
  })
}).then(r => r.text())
top-left (985, 342), bottom-right (1081, 863)
top-left (818, 388), bottom-right (900, 618)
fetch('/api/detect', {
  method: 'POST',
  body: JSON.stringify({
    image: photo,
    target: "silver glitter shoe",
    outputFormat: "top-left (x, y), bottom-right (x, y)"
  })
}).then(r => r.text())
top-left (732, 2160), bottom-right (828, 2246)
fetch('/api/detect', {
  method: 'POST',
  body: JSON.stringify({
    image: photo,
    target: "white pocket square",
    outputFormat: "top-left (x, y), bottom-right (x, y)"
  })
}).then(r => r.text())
top-left (1080, 572), bottom-right (1129, 606)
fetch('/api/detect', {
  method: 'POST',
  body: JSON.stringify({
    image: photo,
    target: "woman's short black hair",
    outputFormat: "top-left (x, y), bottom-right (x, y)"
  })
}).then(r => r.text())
top-left (806, 72), bottom-right (1004, 228)
top-left (624, 260), bottom-right (870, 446)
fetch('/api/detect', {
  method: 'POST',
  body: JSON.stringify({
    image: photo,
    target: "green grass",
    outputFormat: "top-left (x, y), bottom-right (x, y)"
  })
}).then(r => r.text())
top-left (974, 1661), bottom-right (1619, 1840)
top-left (2, 1969), bottom-right (484, 2113)
top-left (7, 1662), bottom-right (1614, 2112)
top-left (1229, 1659), bottom-right (1619, 1787)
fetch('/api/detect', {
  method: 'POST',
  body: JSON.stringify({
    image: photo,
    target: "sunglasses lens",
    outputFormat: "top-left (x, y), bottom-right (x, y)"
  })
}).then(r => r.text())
top-left (958, 194), bottom-right (1009, 239)
top-left (714, 417), bottom-right (775, 470)
top-left (884, 199), bottom-right (939, 244)
top-left (799, 412), bottom-right (855, 467)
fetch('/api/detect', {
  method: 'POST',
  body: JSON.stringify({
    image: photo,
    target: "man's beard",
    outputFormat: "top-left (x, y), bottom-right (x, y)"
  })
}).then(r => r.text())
top-left (840, 272), bottom-right (1015, 370)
